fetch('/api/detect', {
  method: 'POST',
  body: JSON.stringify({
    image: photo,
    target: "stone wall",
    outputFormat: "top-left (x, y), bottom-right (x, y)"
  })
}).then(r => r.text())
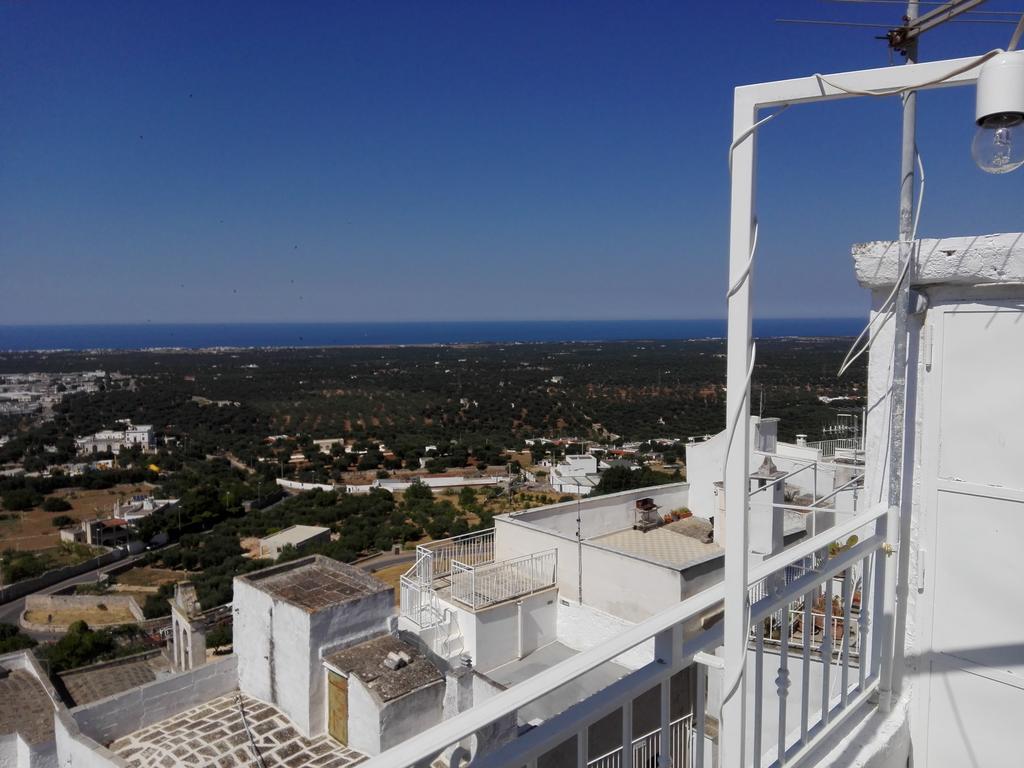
top-left (68, 655), bottom-right (238, 747)
top-left (20, 594), bottom-right (144, 632)
top-left (0, 550), bottom-right (125, 605)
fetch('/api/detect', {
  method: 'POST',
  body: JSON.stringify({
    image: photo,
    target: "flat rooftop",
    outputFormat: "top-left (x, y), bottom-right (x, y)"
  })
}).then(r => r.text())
top-left (110, 692), bottom-right (365, 768)
top-left (259, 524), bottom-right (329, 546)
top-left (239, 554), bottom-right (391, 613)
top-left (59, 651), bottom-right (172, 708)
top-left (0, 668), bottom-right (56, 746)
top-left (324, 634), bottom-right (442, 703)
top-left (591, 523), bottom-right (723, 570)
top-left (486, 642), bottom-right (629, 723)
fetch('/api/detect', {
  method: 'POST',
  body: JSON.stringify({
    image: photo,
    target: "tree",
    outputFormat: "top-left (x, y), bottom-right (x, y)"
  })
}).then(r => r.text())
top-left (1, 489), bottom-right (41, 511)
top-left (593, 466), bottom-right (675, 496)
top-left (0, 623), bottom-right (36, 653)
top-left (42, 497), bottom-right (72, 512)
top-left (51, 515), bottom-right (75, 528)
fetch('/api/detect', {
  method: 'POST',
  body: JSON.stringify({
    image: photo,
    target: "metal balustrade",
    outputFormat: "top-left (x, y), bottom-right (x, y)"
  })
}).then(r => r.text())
top-left (420, 529), bottom-right (496, 579)
top-left (366, 503), bottom-right (888, 768)
top-left (805, 437), bottom-right (863, 459)
top-left (587, 714), bottom-right (695, 768)
top-left (450, 549), bottom-right (558, 610)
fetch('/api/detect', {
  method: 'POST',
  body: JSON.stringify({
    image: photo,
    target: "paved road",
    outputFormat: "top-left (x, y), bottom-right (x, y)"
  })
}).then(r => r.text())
top-left (0, 552), bottom-right (149, 640)
top-left (358, 551), bottom-right (415, 573)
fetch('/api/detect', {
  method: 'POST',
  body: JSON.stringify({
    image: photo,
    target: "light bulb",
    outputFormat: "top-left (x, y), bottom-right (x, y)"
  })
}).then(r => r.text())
top-left (972, 113), bottom-right (1024, 174)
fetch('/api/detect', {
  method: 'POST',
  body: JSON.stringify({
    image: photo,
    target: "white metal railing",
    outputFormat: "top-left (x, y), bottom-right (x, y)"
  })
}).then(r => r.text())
top-left (363, 502), bottom-right (889, 768)
top-left (806, 437), bottom-right (863, 458)
top-left (587, 714), bottom-right (695, 768)
top-left (419, 529), bottom-right (495, 579)
top-left (450, 549), bottom-right (558, 610)
top-left (400, 573), bottom-right (438, 629)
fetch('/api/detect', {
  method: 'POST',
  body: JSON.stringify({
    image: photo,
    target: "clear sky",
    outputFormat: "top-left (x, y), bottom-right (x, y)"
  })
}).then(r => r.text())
top-left (3, 1), bottom-right (1023, 324)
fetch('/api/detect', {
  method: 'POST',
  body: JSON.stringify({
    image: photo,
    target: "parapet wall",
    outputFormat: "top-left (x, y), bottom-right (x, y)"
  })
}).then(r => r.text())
top-left (69, 655), bottom-right (238, 747)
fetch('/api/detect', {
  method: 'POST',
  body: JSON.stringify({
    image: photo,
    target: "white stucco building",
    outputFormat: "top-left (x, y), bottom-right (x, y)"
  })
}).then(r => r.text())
top-left (75, 424), bottom-right (154, 455)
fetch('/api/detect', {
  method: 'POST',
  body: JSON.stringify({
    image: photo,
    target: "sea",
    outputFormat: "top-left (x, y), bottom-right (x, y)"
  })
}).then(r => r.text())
top-left (0, 318), bottom-right (865, 352)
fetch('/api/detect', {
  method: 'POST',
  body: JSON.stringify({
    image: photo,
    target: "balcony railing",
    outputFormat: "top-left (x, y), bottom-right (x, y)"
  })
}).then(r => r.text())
top-left (806, 437), bottom-right (863, 459)
top-left (365, 503), bottom-right (888, 768)
top-left (587, 714), bottom-right (694, 768)
top-left (450, 549), bottom-right (558, 610)
top-left (420, 529), bottom-right (495, 580)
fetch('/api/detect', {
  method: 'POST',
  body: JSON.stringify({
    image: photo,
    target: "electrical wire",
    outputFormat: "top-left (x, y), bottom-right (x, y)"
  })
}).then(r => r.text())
top-left (728, 106), bottom-right (790, 174)
top-left (1009, 15), bottom-right (1024, 50)
top-left (727, 220), bottom-right (759, 299)
top-left (716, 40), bottom-right (971, 742)
top-left (838, 148), bottom-right (925, 378)
top-left (813, 49), bottom-right (1001, 97)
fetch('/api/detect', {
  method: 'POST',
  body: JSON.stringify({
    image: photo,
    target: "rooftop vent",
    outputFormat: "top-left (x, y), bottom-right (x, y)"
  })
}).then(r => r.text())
top-left (383, 651), bottom-right (411, 671)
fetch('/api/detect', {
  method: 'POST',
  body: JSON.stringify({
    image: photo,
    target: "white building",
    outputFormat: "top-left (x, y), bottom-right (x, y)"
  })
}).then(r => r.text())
top-left (0, 650), bottom-right (61, 768)
top-left (256, 524), bottom-right (331, 560)
top-left (75, 423), bottom-right (154, 454)
top-left (548, 454), bottom-right (602, 495)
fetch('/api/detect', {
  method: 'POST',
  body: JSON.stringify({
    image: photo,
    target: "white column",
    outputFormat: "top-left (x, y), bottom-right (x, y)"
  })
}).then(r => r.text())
top-left (722, 90), bottom-right (758, 768)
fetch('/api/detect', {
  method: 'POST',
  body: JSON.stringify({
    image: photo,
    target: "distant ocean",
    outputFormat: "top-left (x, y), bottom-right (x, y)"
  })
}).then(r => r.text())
top-left (0, 319), bottom-right (865, 352)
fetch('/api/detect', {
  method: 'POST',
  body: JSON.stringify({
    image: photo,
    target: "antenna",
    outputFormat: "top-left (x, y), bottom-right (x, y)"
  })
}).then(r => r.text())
top-left (777, 0), bottom-right (1013, 55)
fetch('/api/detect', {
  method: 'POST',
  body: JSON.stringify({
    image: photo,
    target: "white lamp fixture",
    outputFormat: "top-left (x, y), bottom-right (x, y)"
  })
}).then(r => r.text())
top-left (973, 51), bottom-right (1024, 174)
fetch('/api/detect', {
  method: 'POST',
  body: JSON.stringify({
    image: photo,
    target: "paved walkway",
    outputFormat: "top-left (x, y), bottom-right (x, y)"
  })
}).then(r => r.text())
top-left (111, 692), bottom-right (365, 768)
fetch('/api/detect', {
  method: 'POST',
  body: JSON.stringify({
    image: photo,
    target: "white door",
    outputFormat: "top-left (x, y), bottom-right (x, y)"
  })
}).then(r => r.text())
top-left (917, 303), bottom-right (1024, 767)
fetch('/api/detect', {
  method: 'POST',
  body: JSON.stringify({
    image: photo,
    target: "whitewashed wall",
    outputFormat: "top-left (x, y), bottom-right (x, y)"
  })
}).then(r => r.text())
top-left (68, 656), bottom-right (238, 746)
top-left (447, 588), bottom-right (557, 672)
top-left (579, 545), bottom-right (683, 623)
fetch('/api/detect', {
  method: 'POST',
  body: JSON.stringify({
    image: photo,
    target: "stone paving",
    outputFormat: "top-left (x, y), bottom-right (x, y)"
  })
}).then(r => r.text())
top-left (110, 692), bottom-right (366, 768)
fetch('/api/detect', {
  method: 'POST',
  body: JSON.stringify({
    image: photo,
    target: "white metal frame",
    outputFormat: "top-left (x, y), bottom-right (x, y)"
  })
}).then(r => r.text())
top-left (722, 54), bottom-right (989, 767)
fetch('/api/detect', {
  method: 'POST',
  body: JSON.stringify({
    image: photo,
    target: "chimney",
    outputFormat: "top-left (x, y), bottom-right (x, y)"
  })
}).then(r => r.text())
top-left (796, 434), bottom-right (807, 448)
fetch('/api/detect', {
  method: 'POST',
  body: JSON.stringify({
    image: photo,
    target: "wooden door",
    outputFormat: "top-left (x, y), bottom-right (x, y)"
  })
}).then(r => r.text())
top-left (327, 672), bottom-right (348, 745)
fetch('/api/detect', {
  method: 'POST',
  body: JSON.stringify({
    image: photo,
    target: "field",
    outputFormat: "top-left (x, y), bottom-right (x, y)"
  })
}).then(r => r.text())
top-left (24, 603), bottom-right (138, 629)
top-left (370, 563), bottom-right (409, 604)
top-left (110, 566), bottom-right (186, 593)
top-left (0, 483), bottom-right (154, 552)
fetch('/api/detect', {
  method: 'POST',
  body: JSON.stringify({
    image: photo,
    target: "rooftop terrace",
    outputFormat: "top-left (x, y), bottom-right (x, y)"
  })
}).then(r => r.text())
top-left (110, 692), bottom-right (366, 768)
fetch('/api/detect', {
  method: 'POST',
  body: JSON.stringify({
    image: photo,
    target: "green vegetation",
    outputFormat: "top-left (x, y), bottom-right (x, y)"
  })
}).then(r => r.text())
top-left (0, 623), bottom-right (37, 653)
top-left (35, 621), bottom-right (148, 674)
top-left (51, 515), bottom-right (75, 528)
top-left (593, 466), bottom-right (679, 496)
top-left (0, 544), bottom-right (101, 584)
top-left (42, 497), bottom-right (72, 512)
top-left (1, 489), bottom-right (41, 511)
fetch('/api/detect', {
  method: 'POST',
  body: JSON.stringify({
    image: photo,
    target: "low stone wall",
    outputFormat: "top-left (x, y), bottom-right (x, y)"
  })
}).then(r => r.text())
top-left (69, 655), bottom-right (238, 747)
top-left (21, 594), bottom-right (144, 632)
top-left (0, 549), bottom-right (125, 605)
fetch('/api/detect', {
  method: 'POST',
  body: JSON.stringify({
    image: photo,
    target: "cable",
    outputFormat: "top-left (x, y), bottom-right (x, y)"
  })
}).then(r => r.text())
top-left (838, 149), bottom-right (925, 378)
top-left (729, 106), bottom-right (790, 173)
top-left (237, 695), bottom-right (267, 768)
top-left (1010, 15), bottom-right (1024, 50)
top-left (727, 220), bottom-right (759, 300)
top-left (813, 49), bottom-right (1001, 98)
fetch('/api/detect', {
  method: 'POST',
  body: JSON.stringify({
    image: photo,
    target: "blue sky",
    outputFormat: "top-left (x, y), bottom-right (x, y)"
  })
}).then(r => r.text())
top-left (3, 1), bottom-right (1023, 324)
